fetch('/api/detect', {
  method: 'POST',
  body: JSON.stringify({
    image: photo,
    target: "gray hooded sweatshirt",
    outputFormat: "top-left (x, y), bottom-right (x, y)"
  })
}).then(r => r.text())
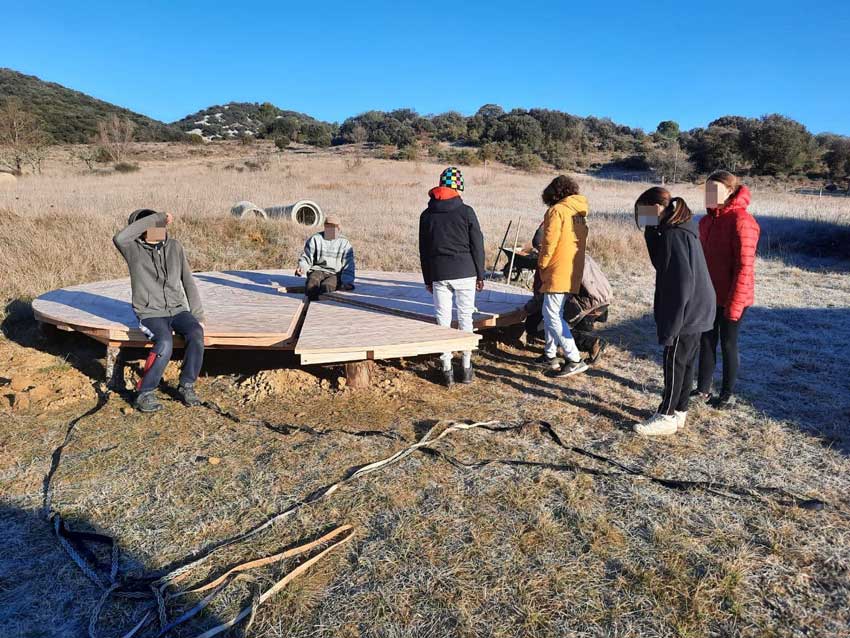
top-left (113, 210), bottom-right (205, 322)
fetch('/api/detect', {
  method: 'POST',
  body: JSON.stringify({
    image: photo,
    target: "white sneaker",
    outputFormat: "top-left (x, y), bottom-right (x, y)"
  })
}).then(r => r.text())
top-left (675, 411), bottom-right (687, 431)
top-left (634, 413), bottom-right (679, 437)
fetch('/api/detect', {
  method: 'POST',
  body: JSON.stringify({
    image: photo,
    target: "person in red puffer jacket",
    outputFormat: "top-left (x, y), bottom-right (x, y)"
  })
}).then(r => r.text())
top-left (694, 171), bottom-right (760, 408)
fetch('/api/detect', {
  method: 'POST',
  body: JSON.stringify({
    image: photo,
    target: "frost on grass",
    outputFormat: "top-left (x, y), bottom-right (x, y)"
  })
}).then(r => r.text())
top-left (0, 147), bottom-right (849, 637)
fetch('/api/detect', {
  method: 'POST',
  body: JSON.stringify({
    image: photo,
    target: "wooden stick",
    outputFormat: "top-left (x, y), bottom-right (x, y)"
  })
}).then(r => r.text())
top-left (488, 220), bottom-right (512, 280)
top-left (505, 217), bottom-right (522, 283)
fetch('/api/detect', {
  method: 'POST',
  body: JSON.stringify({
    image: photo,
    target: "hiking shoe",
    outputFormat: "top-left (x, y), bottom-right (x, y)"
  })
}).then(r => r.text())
top-left (675, 410), bottom-right (688, 431)
top-left (534, 354), bottom-right (560, 370)
top-left (439, 368), bottom-right (454, 388)
top-left (586, 338), bottom-right (607, 364)
top-left (634, 413), bottom-right (679, 436)
top-left (178, 383), bottom-right (202, 407)
top-left (709, 393), bottom-right (736, 409)
top-left (134, 391), bottom-right (163, 413)
top-left (551, 359), bottom-right (589, 378)
top-left (460, 365), bottom-right (474, 384)
top-left (689, 389), bottom-right (711, 405)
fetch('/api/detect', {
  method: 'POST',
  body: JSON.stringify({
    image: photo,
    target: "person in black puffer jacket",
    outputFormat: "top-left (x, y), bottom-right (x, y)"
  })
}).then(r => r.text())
top-left (633, 187), bottom-right (715, 437)
top-left (418, 167), bottom-right (485, 386)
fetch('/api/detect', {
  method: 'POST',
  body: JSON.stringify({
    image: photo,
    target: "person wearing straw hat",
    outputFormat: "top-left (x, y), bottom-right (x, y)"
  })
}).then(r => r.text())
top-left (295, 215), bottom-right (356, 301)
top-left (418, 167), bottom-right (485, 386)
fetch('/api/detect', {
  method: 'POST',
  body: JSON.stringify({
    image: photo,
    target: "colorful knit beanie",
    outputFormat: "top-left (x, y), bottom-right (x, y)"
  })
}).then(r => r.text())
top-left (439, 166), bottom-right (464, 191)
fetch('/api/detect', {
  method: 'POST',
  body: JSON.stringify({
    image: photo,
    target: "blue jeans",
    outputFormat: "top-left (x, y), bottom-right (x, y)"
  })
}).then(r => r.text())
top-left (138, 311), bottom-right (204, 392)
top-left (542, 293), bottom-right (580, 362)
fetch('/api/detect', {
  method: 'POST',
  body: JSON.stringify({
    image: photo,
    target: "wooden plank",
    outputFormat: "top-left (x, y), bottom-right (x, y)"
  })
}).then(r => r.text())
top-left (323, 270), bottom-right (530, 329)
top-left (32, 272), bottom-right (307, 342)
top-left (300, 351), bottom-right (370, 365)
top-left (296, 300), bottom-right (480, 365)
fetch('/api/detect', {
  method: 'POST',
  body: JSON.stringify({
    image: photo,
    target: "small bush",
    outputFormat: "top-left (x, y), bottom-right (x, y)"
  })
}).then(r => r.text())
top-left (509, 154), bottom-right (543, 172)
top-left (244, 157), bottom-right (270, 172)
top-left (376, 146), bottom-right (396, 160)
top-left (94, 146), bottom-right (113, 163)
top-left (344, 155), bottom-right (364, 172)
top-left (439, 147), bottom-right (481, 167)
top-left (114, 162), bottom-right (140, 173)
top-left (274, 136), bottom-right (290, 150)
top-left (393, 144), bottom-right (420, 162)
top-left (239, 133), bottom-right (255, 145)
top-left (186, 133), bottom-right (204, 145)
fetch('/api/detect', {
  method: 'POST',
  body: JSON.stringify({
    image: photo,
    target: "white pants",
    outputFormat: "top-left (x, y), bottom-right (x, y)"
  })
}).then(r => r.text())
top-left (432, 277), bottom-right (476, 370)
top-left (543, 293), bottom-right (581, 362)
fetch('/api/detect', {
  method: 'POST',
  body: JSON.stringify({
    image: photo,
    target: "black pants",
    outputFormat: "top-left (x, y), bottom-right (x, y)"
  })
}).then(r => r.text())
top-left (697, 307), bottom-right (746, 396)
top-left (305, 270), bottom-right (339, 301)
top-left (138, 311), bottom-right (204, 392)
top-left (659, 333), bottom-right (700, 415)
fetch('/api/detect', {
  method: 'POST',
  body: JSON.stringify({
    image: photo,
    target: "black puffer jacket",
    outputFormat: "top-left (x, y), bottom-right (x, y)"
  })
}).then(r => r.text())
top-left (418, 189), bottom-right (485, 286)
top-left (645, 218), bottom-right (714, 345)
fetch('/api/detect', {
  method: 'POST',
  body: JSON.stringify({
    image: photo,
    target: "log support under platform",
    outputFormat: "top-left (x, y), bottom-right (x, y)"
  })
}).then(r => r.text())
top-left (105, 343), bottom-right (126, 390)
top-left (344, 360), bottom-right (375, 389)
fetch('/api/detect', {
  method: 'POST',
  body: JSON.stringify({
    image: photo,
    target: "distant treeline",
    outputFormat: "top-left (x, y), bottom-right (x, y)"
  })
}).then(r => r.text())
top-left (3, 67), bottom-right (849, 184)
top-left (249, 103), bottom-right (850, 184)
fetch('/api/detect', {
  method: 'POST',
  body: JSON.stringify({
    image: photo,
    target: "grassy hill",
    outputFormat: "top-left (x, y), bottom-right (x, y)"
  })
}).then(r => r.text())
top-left (172, 101), bottom-right (334, 141)
top-left (0, 68), bottom-right (183, 144)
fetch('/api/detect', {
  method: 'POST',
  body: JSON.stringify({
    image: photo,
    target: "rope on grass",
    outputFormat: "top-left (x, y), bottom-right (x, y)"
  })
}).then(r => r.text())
top-left (44, 396), bottom-right (833, 638)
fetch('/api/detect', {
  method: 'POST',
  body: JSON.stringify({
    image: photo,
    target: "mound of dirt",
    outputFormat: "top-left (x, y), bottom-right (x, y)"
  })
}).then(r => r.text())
top-left (237, 368), bottom-right (318, 403)
top-left (0, 341), bottom-right (96, 416)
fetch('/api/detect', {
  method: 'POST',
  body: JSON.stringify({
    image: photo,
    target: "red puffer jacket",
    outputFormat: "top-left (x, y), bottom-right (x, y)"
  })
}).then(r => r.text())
top-left (698, 185), bottom-right (760, 321)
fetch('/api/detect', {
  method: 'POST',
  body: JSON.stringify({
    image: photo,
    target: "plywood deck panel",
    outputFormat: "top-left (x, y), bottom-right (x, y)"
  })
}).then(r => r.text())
top-left (33, 272), bottom-right (306, 344)
top-left (295, 300), bottom-right (480, 364)
top-left (32, 270), bottom-right (513, 363)
top-left (323, 271), bottom-right (530, 328)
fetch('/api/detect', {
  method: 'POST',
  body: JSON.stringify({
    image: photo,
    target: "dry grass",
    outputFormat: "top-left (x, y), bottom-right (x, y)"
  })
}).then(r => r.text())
top-left (1, 144), bottom-right (849, 637)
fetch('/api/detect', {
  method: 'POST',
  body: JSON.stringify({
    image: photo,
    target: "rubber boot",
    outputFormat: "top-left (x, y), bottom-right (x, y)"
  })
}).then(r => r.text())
top-left (460, 365), bottom-right (474, 384)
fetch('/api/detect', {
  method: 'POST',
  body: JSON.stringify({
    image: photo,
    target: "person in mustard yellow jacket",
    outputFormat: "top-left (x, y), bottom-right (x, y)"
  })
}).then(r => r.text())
top-left (535, 175), bottom-right (590, 378)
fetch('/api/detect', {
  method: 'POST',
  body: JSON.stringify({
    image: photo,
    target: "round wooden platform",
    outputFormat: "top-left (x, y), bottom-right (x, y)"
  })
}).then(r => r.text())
top-left (32, 270), bottom-right (532, 364)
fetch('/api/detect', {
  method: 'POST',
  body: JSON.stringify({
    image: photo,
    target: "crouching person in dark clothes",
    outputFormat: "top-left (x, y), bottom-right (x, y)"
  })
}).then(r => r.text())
top-left (295, 215), bottom-right (356, 301)
top-left (113, 210), bottom-right (205, 413)
top-left (633, 188), bottom-right (714, 436)
top-left (525, 252), bottom-right (611, 366)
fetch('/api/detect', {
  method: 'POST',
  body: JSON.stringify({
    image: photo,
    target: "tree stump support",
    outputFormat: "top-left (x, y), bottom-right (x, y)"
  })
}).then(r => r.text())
top-left (345, 361), bottom-right (374, 389)
top-left (105, 342), bottom-right (126, 390)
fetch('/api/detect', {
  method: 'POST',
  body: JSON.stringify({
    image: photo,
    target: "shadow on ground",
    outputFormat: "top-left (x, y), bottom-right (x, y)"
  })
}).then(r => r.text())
top-left (1, 298), bottom-right (333, 386)
top-left (0, 504), bottom-right (227, 637)
top-left (755, 215), bottom-right (850, 272)
top-left (599, 307), bottom-right (850, 455)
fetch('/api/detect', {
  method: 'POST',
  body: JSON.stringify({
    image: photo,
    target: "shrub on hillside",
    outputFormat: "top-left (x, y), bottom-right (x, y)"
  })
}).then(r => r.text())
top-left (394, 144), bottom-right (421, 162)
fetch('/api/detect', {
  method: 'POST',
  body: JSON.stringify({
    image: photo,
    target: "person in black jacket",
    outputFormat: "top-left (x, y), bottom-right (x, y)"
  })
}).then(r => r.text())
top-left (418, 167), bottom-right (485, 386)
top-left (633, 188), bottom-right (715, 436)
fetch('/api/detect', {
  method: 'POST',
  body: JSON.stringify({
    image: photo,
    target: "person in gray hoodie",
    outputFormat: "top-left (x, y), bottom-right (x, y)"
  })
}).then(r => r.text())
top-left (113, 209), bottom-right (205, 413)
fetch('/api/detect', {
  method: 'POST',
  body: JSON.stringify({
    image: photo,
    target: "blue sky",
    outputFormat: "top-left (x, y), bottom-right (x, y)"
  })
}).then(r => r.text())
top-left (3, 1), bottom-right (849, 134)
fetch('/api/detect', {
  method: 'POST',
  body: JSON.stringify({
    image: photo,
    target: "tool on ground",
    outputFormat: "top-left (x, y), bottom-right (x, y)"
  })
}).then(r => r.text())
top-left (505, 217), bottom-right (523, 283)
top-left (489, 220), bottom-right (512, 280)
